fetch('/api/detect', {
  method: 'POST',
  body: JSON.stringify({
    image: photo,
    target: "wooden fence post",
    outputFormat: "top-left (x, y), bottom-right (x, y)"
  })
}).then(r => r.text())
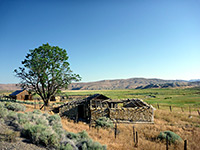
top-left (189, 107), bottom-right (191, 115)
top-left (133, 126), bottom-right (135, 143)
top-left (169, 106), bottom-right (172, 112)
top-left (166, 135), bottom-right (169, 150)
top-left (184, 140), bottom-right (187, 150)
top-left (135, 131), bottom-right (138, 147)
top-left (114, 122), bottom-right (117, 139)
top-left (181, 107), bottom-right (184, 112)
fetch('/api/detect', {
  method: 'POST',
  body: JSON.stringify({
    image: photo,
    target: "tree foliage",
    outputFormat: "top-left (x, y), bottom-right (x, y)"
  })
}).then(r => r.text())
top-left (14, 43), bottom-right (81, 107)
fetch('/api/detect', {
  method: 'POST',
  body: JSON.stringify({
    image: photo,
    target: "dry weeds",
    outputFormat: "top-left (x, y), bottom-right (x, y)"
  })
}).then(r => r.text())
top-left (61, 109), bottom-right (200, 150)
top-left (22, 104), bottom-right (200, 150)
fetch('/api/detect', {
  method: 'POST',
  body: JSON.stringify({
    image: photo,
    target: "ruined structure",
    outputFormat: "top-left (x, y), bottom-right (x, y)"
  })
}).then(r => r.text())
top-left (57, 94), bottom-right (155, 124)
top-left (9, 89), bottom-right (33, 100)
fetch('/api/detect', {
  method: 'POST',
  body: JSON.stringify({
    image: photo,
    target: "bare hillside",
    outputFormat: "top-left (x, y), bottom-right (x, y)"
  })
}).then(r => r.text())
top-left (1, 78), bottom-right (198, 91)
top-left (68, 78), bottom-right (189, 90)
top-left (0, 84), bottom-right (21, 91)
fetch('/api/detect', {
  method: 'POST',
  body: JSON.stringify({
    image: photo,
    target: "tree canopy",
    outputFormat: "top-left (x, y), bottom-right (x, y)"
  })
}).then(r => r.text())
top-left (14, 43), bottom-right (81, 108)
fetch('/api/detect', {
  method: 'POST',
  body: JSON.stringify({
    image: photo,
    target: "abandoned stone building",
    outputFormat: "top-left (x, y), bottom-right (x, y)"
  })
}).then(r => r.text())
top-left (57, 94), bottom-right (155, 124)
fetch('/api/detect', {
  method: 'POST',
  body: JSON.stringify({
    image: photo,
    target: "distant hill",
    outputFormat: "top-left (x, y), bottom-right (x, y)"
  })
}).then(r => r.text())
top-left (68, 78), bottom-right (192, 90)
top-left (1, 78), bottom-right (199, 91)
top-left (188, 79), bottom-right (200, 82)
top-left (0, 84), bottom-right (21, 91)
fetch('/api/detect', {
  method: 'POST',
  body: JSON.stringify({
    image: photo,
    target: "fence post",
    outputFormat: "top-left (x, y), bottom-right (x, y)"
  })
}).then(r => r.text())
top-left (114, 122), bottom-right (117, 139)
top-left (135, 131), bottom-right (138, 147)
top-left (181, 107), bottom-right (184, 112)
top-left (189, 107), bottom-right (191, 115)
top-left (184, 140), bottom-right (187, 150)
top-left (157, 103), bottom-right (159, 109)
top-left (133, 126), bottom-right (135, 143)
top-left (169, 106), bottom-right (172, 112)
top-left (166, 135), bottom-right (169, 150)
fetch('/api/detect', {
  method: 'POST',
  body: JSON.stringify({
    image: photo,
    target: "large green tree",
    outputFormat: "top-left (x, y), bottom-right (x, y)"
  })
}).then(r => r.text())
top-left (14, 43), bottom-right (81, 108)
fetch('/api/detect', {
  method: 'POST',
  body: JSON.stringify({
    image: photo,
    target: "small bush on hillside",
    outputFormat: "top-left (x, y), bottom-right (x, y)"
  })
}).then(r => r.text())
top-left (157, 131), bottom-right (182, 143)
top-left (22, 123), bottom-right (59, 148)
top-left (95, 117), bottom-right (114, 129)
top-left (60, 143), bottom-right (73, 150)
top-left (0, 106), bottom-right (9, 119)
top-left (0, 127), bottom-right (20, 142)
top-left (4, 102), bottom-right (26, 111)
top-left (66, 130), bottom-right (106, 150)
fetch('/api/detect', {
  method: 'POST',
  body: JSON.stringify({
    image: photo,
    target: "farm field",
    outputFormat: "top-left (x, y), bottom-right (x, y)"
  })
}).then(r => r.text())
top-left (64, 88), bottom-right (200, 108)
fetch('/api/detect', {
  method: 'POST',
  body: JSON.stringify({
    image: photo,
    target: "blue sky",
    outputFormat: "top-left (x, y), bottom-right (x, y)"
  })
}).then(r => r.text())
top-left (0, 0), bottom-right (200, 84)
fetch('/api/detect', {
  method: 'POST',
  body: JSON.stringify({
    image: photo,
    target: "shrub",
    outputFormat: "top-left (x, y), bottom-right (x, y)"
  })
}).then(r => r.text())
top-left (4, 102), bottom-right (26, 111)
top-left (95, 117), bottom-right (114, 129)
top-left (17, 113), bottom-right (28, 124)
top-left (47, 114), bottom-right (61, 126)
top-left (60, 143), bottom-right (73, 150)
top-left (7, 110), bottom-right (18, 120)
top-left (157, 131), bottom-right (182, 143)
top-left (0, 106), bottom-right (8, 119)
top-left (22, 123), bottom-right (59, 148)
top-left (79, 139), bottom-right (107, 150)
top-left (0, 128), bottom-right (20, 142)
top-left (66, 130), bottom-right (106, 150)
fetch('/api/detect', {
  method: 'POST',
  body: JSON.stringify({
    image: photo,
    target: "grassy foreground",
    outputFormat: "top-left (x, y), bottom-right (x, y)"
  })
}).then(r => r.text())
top-left (64, 88), bottom-right (200, 108)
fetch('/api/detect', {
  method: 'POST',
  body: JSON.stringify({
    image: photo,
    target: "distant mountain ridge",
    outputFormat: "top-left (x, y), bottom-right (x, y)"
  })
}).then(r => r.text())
top-left (68, 78), bottom-right (194, 90)
top-left (1, 78), bottom-right (199, 91)
top-left (0, 84), bottom-right (21, 91)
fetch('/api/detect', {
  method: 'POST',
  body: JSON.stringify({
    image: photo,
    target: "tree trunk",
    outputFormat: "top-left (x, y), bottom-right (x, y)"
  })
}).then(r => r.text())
top-left (40, 99), bottom-right (49, 110)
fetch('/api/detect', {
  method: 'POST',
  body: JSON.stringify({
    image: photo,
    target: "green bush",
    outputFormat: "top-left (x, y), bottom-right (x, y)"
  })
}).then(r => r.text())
top-left (157, 131), bottom-right (182, 143)
top-left (95, 117), bottom-right (114, 129)
top-left (60, 143), bottom-right (73, 150)
top-left (0, 106), bottom-right (9, 119)
top-left (0, 127), bottom-right (20, 142)
top-left (77, 139), bottom-right (107, 150)
top-left (4, 102), bottom-right (26, 111)
top-left (22, 123), bottom-right (59, 148)
top-left (66, 130), bottom-right (106, 150)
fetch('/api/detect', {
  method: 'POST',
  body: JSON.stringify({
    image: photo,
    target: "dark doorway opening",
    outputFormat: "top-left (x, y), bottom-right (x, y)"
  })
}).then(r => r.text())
top-left (25, 95), bottom-right (29, 100)
top-left (78, 105), bottom-right (84, 119)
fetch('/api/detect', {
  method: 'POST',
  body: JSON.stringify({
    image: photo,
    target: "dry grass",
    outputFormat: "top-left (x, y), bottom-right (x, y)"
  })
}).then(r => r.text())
top-left (61, 109), bottom-right (200, 150)
top-left (22, 104), bottom-right (200, 150)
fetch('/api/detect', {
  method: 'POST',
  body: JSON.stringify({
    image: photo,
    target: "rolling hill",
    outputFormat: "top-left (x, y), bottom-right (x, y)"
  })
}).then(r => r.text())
top-left (1, 78), bottom-right (199, 91)
top-left (68, 78), bottom-right (191, 90)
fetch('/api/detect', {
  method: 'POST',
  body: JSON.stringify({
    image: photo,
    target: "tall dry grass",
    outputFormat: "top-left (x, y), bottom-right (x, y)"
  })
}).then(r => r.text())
top-left (61, 109), bottom-right (200, 150)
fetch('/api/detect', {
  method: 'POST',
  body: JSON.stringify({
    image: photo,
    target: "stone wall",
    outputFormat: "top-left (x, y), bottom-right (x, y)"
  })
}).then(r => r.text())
top-left (109, 106), bottom-right (154, 123)
top-left (59, 105), bottom-right (78, 120)
top-left (90, 107), bottom-right (109, 124)
top-left (90, 106), bottom-right (154, 124)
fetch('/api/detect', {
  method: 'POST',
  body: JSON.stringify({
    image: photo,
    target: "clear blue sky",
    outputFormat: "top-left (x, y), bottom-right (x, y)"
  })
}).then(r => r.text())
top-left (0, 0), bottom-right (200, 84)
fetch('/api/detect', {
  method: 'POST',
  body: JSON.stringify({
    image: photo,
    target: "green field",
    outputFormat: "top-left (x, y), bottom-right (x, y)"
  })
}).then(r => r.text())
top-left (63, 87), bottom-right (200, 108)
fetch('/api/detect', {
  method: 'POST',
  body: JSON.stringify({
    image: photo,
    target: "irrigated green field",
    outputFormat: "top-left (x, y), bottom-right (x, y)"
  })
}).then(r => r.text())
top-left (63, 87), bottom-right (200, 108)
